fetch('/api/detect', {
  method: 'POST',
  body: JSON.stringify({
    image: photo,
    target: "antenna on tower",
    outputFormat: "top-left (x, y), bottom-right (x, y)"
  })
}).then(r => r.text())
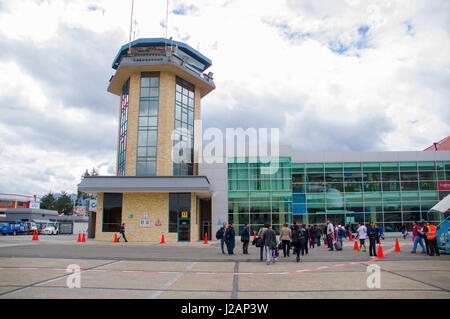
top-left (128, 0), bottom-right (135, 55)
top-left (165, 0), bottom-right (169, 39)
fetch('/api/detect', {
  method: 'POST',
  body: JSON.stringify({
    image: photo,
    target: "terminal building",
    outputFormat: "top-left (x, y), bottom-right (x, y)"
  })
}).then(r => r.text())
top-left (79, 38), bottom-right (450, 242)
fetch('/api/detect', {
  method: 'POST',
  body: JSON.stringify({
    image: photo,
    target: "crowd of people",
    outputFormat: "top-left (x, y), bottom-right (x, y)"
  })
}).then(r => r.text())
top-left (216, 219), bottom-right (441, 264)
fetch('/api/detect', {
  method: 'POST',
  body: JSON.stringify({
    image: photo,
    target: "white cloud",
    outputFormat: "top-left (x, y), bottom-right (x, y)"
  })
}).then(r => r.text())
top-left (0, 0), bottom-right (448, 196)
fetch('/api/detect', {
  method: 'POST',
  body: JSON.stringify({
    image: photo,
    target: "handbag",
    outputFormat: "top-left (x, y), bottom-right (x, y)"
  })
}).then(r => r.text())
top-left (269, 240), bottom-right (277, 250)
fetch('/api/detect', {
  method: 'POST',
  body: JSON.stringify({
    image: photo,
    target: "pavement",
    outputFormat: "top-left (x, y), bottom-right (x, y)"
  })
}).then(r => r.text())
top-left (0, 234), bottom-right (448, 299)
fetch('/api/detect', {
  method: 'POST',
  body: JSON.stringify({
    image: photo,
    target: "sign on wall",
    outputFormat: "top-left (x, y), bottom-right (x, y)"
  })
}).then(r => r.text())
top-left (140, 219), bottom-right (150, 227)
top-left (89, 200), bottom-right (97, 212)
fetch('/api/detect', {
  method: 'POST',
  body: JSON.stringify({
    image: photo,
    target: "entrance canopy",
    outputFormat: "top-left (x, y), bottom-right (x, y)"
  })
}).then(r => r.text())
top-left (78, 176), bottom-right (212, 198)
top-left (430, 194), bottom-right (450, 213)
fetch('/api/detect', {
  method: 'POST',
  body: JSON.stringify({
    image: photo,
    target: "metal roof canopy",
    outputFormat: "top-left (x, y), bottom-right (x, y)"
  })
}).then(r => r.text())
top-left (78, 176), bottom-right (212, 196)
top-left (112, 38), bottom-right (212, 71)
top-left (430, 194), bottom-right (450, 213)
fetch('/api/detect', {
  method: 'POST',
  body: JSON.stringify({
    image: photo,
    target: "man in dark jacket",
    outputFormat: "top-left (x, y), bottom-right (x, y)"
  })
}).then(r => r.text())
top-left (218, 222), bottom-right (227, 254)
top-left (225, 223), bottom-right (236, 255)
top-left (367, 222), bottom-right (377, 257)
top-left (240, 224), bottom-right (250, 254)
top-left (262, 225), bottom-right (277, 264)
top-left (118, 223), bottom-right (128, 242)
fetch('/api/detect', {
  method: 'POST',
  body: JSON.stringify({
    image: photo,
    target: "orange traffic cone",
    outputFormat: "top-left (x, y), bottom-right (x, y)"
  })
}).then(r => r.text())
top-left (253, 232), bottom-right (256, 241)
top-left (82, 232), bottom-right (86, 243)
top-left (394, 238), bottom-right (401, 252)
top-left (203, 233), bottom-right (208, 244)
top-left (160, 233), bottom-right (166, 244)
top-left (33, 230), bottom-right (39, 241)
top-left (349, 232), bottom-right (353, 241)
top-left (377, 243), bottom-right (385, 258)
top-left (77, 232), bottom-right (81, 242)
top-left (32, 231), bottom-right (36, 241)
top-left (114, 233), bottom-right (118, 243)
top-left (353, 239), bottom-right (359, 250)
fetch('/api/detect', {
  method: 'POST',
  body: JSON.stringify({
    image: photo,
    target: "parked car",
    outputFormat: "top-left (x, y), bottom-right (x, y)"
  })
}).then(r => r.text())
top-left (42, 223), bottom-right (59, 235)
top-left (1, 222), bottom-right (26, 236)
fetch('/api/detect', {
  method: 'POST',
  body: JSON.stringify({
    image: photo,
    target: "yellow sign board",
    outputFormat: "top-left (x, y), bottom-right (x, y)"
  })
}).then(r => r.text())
top-left (181, 211), bottom-right (188, 218)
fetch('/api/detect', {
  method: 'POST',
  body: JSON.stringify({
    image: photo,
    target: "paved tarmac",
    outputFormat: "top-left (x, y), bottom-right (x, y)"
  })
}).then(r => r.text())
top-left (0, 235), bottom-right (448, 299)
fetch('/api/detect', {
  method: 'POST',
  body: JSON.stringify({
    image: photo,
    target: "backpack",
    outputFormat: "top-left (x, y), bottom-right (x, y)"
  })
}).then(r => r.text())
top-left (338, 227), bottom-right (345, 237)
top-left (299, 228), bottom-right (307, 244)
top-left (334, 241), bottom-right (343, 251)
top-left (216, 229), bottom-right (223, 240)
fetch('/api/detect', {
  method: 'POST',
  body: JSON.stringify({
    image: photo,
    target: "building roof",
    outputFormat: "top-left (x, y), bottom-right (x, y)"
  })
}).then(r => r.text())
top-left (424, 136), bottom-right (450, 151)
top-left (112, 38), bottom-right (212, 72)
top-left (78, 176), bottom-right (211, 195)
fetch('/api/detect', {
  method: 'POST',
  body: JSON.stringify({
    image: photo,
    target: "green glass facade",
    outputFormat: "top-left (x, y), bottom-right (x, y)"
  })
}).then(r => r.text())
top-left (228, 159), bottom-right (450, 234)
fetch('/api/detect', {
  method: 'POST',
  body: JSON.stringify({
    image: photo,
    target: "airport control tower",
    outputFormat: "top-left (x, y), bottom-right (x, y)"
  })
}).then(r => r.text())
top-left (79, 38), bottom-right (215, 242)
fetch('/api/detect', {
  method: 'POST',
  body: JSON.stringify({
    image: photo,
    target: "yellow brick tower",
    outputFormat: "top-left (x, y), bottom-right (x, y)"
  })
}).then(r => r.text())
top-left (79, 38), bottom-right (215, 242)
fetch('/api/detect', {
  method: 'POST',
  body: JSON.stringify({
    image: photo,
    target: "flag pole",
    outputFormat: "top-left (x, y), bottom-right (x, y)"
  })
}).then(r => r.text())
top-left (128, 0), bottom-right (135, 55)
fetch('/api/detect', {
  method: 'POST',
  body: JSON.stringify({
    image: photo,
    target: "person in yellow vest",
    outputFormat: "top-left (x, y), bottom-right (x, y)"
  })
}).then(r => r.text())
top-left (426, 222), bottom-right (440, 256)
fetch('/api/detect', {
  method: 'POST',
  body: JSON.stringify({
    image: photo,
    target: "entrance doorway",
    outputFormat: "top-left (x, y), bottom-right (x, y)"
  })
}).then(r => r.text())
top-left (199, 198), bottom-right (212, 240)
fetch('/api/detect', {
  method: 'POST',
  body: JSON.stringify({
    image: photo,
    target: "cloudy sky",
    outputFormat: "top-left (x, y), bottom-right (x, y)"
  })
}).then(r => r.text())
top-left (0, 0), bottom-right (448, 197)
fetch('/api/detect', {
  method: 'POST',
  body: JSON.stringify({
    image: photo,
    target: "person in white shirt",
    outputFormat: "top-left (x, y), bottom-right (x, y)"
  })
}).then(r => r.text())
top-left (326, 220), bottom-right (334, 251)
top-left (356, 223), bottom-right (367, 252)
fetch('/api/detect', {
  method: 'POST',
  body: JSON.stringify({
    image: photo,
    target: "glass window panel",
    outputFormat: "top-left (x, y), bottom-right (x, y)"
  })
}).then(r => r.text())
top-left (140, 87), bottom-right (150, 97)
top-left (363, 172), bottom-right (381, 182)
top-left (308, 214), bottom-right (326, 224)
top-left (363, 182), bottom-right (382, 192)
top-left (345, 193), bottom-right (363, 203)
top-left (403, 212), bottom-right (421, 221)
top-left (344, 183), bottom-right (362, 192)
top-left (250, 214), bottom-right (271, 225)
top-left (383, 202), bottom-right (401, 212)
top-left (384, 223), bottom-right (402, 232)
top-left (306, 204), bottom-right (326, 214)
top-left (344, 172), bottom-right (363, 182)
top-left (344, 162), bottom-right (361, 172)
top-left (383, 192), bottom-right (401, 202)
top-left (419, 171), bottom-right (436, 180)
top-left (250, 191), bottom-right (270, 201)
top-left (382, 171), bottom-right (399, 181)
top-left (305, 163), bottom-right (323, 173)
top-left (138, 131), bottom-right (147, 146)
top-left (238, 214), bottom-right (250, 225)
top-left (229, 192), bottom-right (248, 200)
top-left (326, 183), bottom-right (344, 193)
top-left (364, 205), bottom-right (382, 213)
top-left (402, 202), bottom-right (421, 212)
top-left (326, 194), bottom-right (344, 209)
top-left (272, 192), bottom-right (293, 202)
top-left (292, 184), bottom-right (306, 193)
top-left (365, 212), bottom-right (383, 223)
top-left (272, 202), bottom-right (292, 213)
top-left (293, 204), bottom-right (306, 214)
top-left (362, 162), bottom-right (380, 171)
top-left (140, 77), bottom-right (150, 87)
top-left (325, 163), bottom-right (343, 171)
top-left (149, 88), bottom-right (159, 97)
top-left (363, 192), bottom-right (382, 203)
top-left (292, 173), bottom-right (305, 183)
top-left (384, 212), bottom-right (402, 222)
top-left (149, 100), bottom-right (158, 116)
top-left (400, 161), bottom-right (417, 171)
top-left (401, 192), bottom-right (419, 202)
top-left (400, 171), bottom-right (418, 181)
top-left (292, 163), bottom-right (305, 170)
top-left (400, 181), bottom-right (419, 191)
top-left (420, 181), bottom-right (437, 191)
top-left (419, 191), bottom-right (438, 201)
top-left (381, 162), bottom-right (399, 171)
top-left (418, 161), bottom-right (435, 171)
top-left (306, 183), bottom-right (326, 193)
top-left (149, 76), bottom-right (159, 87)
top-left (382, 181), bottom-right (400, 192)
top-left (325, 173), bottom-right (343, 183)
top-left (306, 173), bottom-right (324, 183)
top-left (306, 193), bottom-right (325, 203)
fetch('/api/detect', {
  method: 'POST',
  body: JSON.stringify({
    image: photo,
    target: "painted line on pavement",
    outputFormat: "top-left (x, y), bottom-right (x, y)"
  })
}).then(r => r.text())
top-left (0, 244), bottom-right (408, 278)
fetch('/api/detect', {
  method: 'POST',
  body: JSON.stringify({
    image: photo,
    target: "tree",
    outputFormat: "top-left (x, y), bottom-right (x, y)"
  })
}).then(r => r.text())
top-left (54, 191), bottom-right (74, 215)
top-left (40, 192), bottom-right (56, 210)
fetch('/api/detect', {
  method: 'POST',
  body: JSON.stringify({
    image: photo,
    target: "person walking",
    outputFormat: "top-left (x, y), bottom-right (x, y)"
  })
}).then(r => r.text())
top-left (337, 225), bottom-right (345, 246)
top-left (218, 222), bottom-right (227, 255)
top-left (225, 223), bottom-right (235, 255)
top-left (401, 224), bottom-right (408, 240)
top-left (240, 223), bottom-right (250, 255)
top-left (309, 225), bottom-right (316, 249)
top-left (291, 224), bottom-right (302, 262)
top-left (314, 225), bottom-right (321, 247)
top-left (263, 225), bottom-right (277, 265)
top-left (301, 223), bottom-right (309, 255)
top-left (280, 224), bottom-right (292, 258)
top-left (356, 223), bottom-right (367, 252)
top-left (290, 222), bottom-right (298, 255)
top-left (422, 221), bottom-right (430, 255)
top-left (411, 221), bottom-right (426, 254)
top-left (257, 224), bottom-right (269, 261)
top-left (118, 223), bottom-right (128, 242)
top-left (326, 220), bottom-right (334, 251)
top-left (426, 222), bottom-right (440, 256)
top-left (367, 222), bottom-right (377, 257)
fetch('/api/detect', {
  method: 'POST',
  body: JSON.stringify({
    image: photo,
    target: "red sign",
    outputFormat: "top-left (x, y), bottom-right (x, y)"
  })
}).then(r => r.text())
top-left (438, 181), bottom-right (450, 191)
